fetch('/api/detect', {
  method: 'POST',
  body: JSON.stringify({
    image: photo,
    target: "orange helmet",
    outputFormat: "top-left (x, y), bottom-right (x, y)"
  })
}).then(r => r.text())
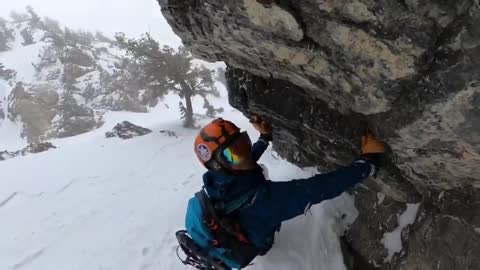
top-left (194, 118), bottom-right (252, 170)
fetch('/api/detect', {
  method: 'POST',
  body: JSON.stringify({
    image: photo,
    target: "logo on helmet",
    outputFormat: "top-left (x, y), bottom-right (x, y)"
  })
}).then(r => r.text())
top-left (197, 144), bottom-right (212, 161)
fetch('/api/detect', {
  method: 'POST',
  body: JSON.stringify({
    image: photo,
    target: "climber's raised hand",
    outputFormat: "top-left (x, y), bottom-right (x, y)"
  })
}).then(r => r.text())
top-left (360, 130), bottom-right (385, 173)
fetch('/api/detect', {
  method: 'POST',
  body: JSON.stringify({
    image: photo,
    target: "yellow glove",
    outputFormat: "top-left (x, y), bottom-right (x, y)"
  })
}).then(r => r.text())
top-left (361, 131), bottom-right (385, 155)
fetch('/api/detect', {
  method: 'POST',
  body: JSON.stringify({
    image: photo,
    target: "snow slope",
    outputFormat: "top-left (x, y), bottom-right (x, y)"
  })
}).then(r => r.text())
top-left (0, 92), bottom-right (357, 270)
top-left (1, 23), bottom-right (43, 83)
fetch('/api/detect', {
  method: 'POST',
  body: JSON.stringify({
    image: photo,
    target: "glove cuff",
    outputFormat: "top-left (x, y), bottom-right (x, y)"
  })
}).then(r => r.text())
top-left (359, 154), bottom-right (383, 178)
top-left (259, 133), bottom-right (273, 142)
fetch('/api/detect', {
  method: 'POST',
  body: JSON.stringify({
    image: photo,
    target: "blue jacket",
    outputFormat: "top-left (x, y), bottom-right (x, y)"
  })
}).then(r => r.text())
top-left (185, 138), bottom-right (372, 268)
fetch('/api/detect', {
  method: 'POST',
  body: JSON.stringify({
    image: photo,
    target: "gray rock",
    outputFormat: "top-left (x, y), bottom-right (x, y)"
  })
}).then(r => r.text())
top-left (0, 142), bottom-right (56, 161)
top-left (105, 121), bottom-right (152, 140)
top-left (340, 236), bottom-right (376, 270)
top-left (347, 186), bottom-right (417, 268)
top-left (160, 130), bottom-right (178, 138)
top-left (8, 82), bottom-right (59, 142)
top-left (50, 93), bottom-right (103, 138)
top-left (60, 47), bottom-right (95, 67)
top-left (62, 63), bottom-right (94, 84)
top-left (400, 188), bottom-right (480, 270)
top-left (7, 83), bottom-right (103, 141)
top-left (159, 0), bottom-right (480, 268)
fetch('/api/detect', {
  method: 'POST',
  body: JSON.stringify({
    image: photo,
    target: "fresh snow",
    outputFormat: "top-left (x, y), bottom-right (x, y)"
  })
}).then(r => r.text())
top-left (0, 118), bottom-right (26, 150)
top-left (0, 29), bottom-right (44, 83)
top-left (381, 203), bottom-right (420, 262)
top-left (376, 192), bottom-right (385, 205)
top-left (0, 79), bottom-right (8, 117)
top-left (0, 87), bottom-right (359, 270)
top-left (0, 78), bottom-right (26, 149)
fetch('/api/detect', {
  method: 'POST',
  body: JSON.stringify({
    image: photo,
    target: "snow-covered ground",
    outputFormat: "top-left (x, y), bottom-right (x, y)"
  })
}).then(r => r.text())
top-left (0, 90), bottom-right (358, 270)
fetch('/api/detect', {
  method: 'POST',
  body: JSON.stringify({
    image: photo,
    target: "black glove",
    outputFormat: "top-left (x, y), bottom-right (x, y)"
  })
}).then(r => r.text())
top-left (259, 133), bottom-right (273, 142)
top-left (360, 153), bottom-right (384, 169)
top-left (250, 115), bottom-right (273, 142)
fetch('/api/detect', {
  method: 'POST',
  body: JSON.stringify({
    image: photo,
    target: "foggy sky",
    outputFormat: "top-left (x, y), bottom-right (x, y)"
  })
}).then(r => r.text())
top-left (0, 0), bottom-right (182, 47)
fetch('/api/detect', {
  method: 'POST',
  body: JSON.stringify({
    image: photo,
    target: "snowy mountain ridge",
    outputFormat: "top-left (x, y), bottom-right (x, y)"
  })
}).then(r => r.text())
top-left (0, 11), bottom-right (190, 144)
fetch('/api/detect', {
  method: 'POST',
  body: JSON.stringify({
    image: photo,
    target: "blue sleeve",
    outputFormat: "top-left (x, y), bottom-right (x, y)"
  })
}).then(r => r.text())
top-left (267, 161), bottom-right (372, 224)
top-left (251, 139), bottom-right (269, 161)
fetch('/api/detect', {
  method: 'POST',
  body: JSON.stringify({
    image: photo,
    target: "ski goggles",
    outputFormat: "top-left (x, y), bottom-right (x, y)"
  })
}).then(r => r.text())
top-left (221, 132), bottom-right (252, 165)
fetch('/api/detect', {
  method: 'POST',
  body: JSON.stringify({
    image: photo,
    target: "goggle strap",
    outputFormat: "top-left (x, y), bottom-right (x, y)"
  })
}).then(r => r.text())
top-left (200, 124), bottom-right (240, 146)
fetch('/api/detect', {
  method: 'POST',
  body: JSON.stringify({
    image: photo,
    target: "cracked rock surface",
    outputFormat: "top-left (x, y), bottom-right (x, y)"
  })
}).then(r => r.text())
top-left (159, 0), bottom-right (480, 268)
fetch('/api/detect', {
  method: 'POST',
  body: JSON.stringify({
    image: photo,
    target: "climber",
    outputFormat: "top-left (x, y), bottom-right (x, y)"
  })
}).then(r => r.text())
top-left (177, 116), bottom-right (385, 270)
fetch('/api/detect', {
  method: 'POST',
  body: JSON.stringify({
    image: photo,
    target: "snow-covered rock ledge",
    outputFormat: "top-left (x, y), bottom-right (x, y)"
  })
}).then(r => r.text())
top-left (0, 142), bottom-right (56, 161)
top-left (105, 121), bottom-right (152, 140)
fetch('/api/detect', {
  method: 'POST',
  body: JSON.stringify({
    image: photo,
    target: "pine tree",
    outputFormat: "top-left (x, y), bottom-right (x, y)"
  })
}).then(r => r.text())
top-left (9, 11), bottom-right (29, 23)
top-left (115, 32), bottom-right (218, 128)
top-left (26, 6), bottom-right (42, 28)
top-left (0, 17), bottom-right (14, 51)
top-left (0, 63), bottom-right (17, 82)
top-left (20, 28), bottom-right (35, 46)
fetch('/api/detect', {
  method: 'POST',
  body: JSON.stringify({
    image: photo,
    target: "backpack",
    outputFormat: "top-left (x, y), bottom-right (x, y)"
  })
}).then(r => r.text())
top-left (176, 190), bottom-right (259, 269)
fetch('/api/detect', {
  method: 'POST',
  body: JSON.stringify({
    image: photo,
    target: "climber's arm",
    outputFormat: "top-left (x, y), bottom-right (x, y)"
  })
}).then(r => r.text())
top-left (265, 160), bottom-right (372, 223)
top-left (251, 134), bottom-right (271, 161)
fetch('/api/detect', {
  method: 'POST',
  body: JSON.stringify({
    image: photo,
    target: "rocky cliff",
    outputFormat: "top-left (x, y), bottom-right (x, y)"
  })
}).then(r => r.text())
top-left (159, 0), bottom-right (480, 269)
top-left (0, 14), bottom-right (162, 142)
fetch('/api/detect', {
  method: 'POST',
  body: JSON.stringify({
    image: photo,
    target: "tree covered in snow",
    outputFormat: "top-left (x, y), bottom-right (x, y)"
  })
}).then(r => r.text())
top-left (95, 31), bottom-right (114, 44)
top-left (0, 63), bottom-right (16, 82)
top-left (115, 32), bottom-right (219, 128)
top-left (64, 28), bottom-right (95, 47)
top-left (0, 17), bottom-right (14, 51)
top-left (25, 6), bottom-right (42, 28)
top-left (15, 6), bottom-right (42, 46)
top-left (1, 8), bottom-right (225, 141)
top-left (20, 28), bottom-right (35, 46)
top-left (9, 11), bottom-right (30, 23)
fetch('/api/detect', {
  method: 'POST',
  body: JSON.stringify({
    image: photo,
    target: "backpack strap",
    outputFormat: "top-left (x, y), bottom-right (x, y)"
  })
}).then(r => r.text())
top-left (195, 190), bottom-right (238, 237)
top-left (195, 190), bottom-right (259, 268)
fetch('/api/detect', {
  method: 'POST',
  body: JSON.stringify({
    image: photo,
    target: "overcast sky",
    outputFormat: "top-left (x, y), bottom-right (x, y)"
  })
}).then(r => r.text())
top-left (0, 0), bottom-right (182, 47)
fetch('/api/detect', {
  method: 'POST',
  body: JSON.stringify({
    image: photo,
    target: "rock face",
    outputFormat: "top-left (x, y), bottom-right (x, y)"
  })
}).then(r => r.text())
top-left (105, 121), bottom-right (152, 140)
top-left (7, 82), bottom-right (103, 142)
top-left (50, 92), bottom-right (103, 139)
top-left (8, 82), bottom-right (60, 142)
top-left (160, 0), bottom-right (480, 269)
